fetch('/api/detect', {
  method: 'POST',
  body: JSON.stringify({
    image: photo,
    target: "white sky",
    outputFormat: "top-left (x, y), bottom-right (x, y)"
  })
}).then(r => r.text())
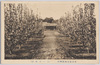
top-left (25, 2), bottom-right (82, 19)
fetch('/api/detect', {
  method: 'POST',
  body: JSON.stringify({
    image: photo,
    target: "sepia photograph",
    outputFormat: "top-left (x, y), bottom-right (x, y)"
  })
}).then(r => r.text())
top-left (1, 1), bottom-right (99, 64)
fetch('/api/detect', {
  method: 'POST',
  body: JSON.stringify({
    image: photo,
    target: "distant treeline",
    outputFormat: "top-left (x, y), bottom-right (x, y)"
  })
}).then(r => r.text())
top-left (43, 17), bottom-right (54, 23)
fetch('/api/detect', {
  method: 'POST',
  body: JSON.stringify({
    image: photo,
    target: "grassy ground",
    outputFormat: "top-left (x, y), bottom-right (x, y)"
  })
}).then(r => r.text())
top-left (56, 34), bottom-right (96, 59)
top-left (5, 30), bottom-right (96, 59)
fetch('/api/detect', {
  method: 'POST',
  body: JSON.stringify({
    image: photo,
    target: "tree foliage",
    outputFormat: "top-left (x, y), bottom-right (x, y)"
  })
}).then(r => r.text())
top-left (57, 3), bottom-right (96, 53)
top-left (4, 3), bottom-right (43, 54)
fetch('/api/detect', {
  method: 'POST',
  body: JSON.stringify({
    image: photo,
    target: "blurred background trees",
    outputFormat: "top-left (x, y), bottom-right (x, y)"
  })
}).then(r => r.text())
top-left (43, 17), bottom-right (54, 23)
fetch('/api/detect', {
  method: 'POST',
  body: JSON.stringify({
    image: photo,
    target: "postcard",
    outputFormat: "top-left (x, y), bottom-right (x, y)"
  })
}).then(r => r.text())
top-left (1, 1), bottom-right (99, 64)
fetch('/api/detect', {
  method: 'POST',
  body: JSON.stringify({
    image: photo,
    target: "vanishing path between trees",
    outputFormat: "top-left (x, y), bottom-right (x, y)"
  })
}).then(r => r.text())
top-left (34, 30), bottom-right (72, 59)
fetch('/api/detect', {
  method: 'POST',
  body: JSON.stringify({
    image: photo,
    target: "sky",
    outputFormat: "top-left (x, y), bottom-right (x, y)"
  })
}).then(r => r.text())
top-left (25, 2), bottom-right (83, 19)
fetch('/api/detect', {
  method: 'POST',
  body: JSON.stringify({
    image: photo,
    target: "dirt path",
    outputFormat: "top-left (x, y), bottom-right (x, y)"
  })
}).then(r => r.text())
top-left (34, 30), bottom-right (57, 59)
top-left (34, 30), bottom-right (71, 59)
